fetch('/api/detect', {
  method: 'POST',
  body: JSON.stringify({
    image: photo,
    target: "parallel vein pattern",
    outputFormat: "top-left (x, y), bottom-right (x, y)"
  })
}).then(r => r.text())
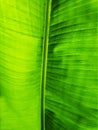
top-left (0, 0), bottom-right (46, 130)
top-left (45, 0), bottom-right (98, 130)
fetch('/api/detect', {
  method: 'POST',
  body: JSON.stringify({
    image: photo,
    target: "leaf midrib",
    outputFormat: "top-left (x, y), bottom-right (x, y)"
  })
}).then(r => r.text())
top-left (41, 0), bottom-right (52, 130)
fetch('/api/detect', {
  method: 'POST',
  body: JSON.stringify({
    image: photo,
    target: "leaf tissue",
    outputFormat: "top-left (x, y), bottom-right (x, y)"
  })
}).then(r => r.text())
top-left (0, 0), bottom-right (98, 130)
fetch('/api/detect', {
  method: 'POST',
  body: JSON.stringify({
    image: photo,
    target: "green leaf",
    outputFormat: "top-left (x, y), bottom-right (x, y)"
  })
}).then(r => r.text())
top-left (0, 0), bottom-right (46, 130)
top-left (0, 0), bottom-right (98, 130)
top-left (45, 0), bottom-right (98, 130)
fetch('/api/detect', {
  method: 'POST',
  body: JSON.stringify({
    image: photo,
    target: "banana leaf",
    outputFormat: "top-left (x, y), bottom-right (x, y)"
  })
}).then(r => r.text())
top-left (45, 0), bottom-right (98, 130)
top-left (0, 0), bottom-right (46, 130)
top-left (0, 0), bottom-right (98, 130)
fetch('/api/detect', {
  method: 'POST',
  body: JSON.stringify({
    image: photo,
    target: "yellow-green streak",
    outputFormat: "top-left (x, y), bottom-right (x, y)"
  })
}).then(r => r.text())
top-left (41, 0), bottom-right (52, 130)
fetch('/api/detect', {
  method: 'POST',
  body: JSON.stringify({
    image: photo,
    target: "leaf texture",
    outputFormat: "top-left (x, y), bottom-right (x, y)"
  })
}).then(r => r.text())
top-left (0, 0), bottom-right (46, 130)
top-left (45, 0), bottom-right (98, 130)
top-left (0, 0), bottom-right (98, 130)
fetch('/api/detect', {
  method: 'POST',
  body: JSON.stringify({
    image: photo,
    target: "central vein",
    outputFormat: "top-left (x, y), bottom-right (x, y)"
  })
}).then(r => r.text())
top-left (41, 0), bottom-right (52, 130)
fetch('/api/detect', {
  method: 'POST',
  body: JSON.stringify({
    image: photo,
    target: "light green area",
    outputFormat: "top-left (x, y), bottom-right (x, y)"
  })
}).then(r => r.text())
top-left (0, 0), bottom-right (98, 130)
top-left (0, 0), bottom-right (46, 130)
